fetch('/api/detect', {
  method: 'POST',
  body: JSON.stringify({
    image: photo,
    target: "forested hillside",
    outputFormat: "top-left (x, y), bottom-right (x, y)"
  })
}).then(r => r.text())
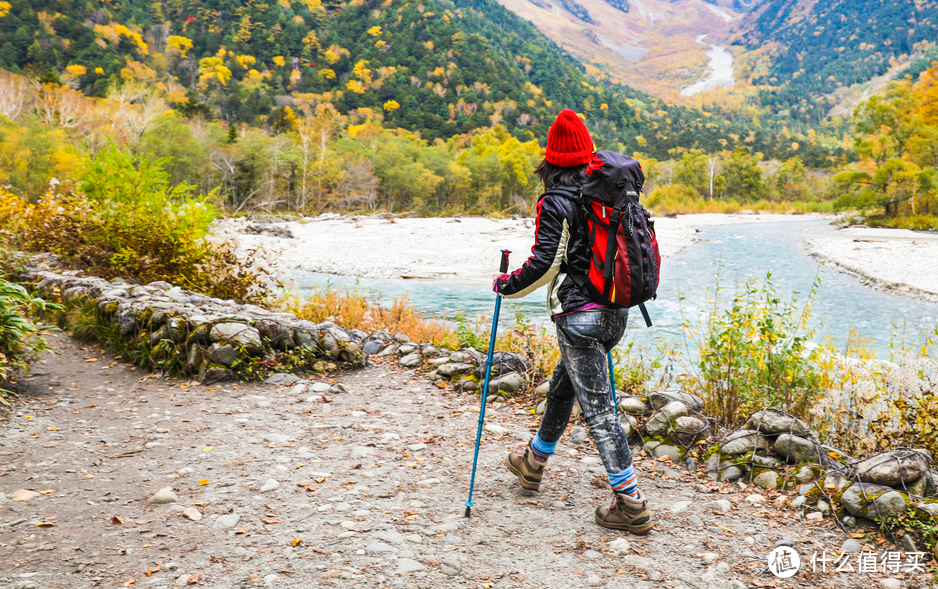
top-left (732, 0), bottom-right (938, 122)
top-left (0, 0), bottom-right (765, 155)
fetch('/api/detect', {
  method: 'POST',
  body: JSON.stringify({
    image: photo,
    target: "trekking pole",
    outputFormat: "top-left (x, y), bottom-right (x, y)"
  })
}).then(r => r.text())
top-left (608, 350), bottom-right (618, 416)
top-left (465, 248), bottom-right (511, 519)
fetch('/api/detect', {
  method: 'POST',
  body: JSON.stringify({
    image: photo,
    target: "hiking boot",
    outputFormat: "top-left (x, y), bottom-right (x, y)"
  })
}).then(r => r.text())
top-left (506, 441), bottom-right (545, 491)
top-left (594, 490), bottom-right (653, 534)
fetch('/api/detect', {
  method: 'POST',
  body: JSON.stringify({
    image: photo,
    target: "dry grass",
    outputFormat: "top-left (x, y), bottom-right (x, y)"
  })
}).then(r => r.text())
top-left (280, 289), bottom-right (459, 349)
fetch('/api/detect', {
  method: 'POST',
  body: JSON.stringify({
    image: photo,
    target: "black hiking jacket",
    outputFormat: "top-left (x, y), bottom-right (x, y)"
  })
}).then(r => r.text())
top-left (495, 186), bottom-right (595, 316)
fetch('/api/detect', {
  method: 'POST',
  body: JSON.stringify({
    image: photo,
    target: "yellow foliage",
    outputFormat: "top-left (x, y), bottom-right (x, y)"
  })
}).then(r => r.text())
top-left (319, 68), bottom-right (336, 79)
top-left (346, 80), bottom-right (366, 94)
top-left (65, 64), bottom-right (87, 78)
top-left (424, 40), bottom-right (434, 50)
top-left (0, 2), bottom-right (10, 18)
top-left (94, 67), bottom-right (104, 75)
top-left (198, 56), bottom-right (232, 86)
top-left (367, 25), bottom-right (383, 36)
top-left (383, 100), bottom-right (400, 112)
top-left (120, 61), bottom-right (157, 83)
top-left (235, 55), bottom-right (257, 69)
top-left (272, 55), bottom-right (286, 67)
top-left (166, 36), bottom-right (193, 58)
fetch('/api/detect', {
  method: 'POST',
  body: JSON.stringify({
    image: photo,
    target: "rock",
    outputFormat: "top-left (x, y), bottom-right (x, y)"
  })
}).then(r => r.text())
top-left (918, 503), bottom-right (938, 516)
top-left (744, 409), bottom-right (810, 436)
top-left (841, 539), bottom-right (861, 553)
top-left (721, 430), bottom-right (768, 456)
top-left (791, 496), bottom-right (805, 508)
top-left (214, 514), bottom-right (240, 529)
top-left (607, 538), bottom-right (631, 555)
top-left (148, 487), bottom-right (178, 504)
top-left (704, 500), bottom-right (732, 512)
top-left (745, 494), bottom-right (765, 503)
top-left (437, 363), bottom-right (474, 377)
top-left (375, 530), bottom-right (405, 544)
top-left (398, 343), bottom-right (417, 355)
top-left (260, 479), bottom-right (280, 493)
top-left (898, 534), bottom-right (917, 553)
top-left (198, 361), bottom-right (232, 384)
top-left (773, 433), bottom-right (821, 464)
top-left (440, 560), bottom-right (461, 576)
top-left (645, 401), bottom-right (688, 437)
top-left (584, 550), bottom-right (602, 559)
top-left (182, 507), bottom-right (202, 521)
top-left (363, 341), bottom-right (384, 355)
top-left (648, 390), bottom-right (703, 411)
top-left (10, 490), bottom-right (40, 502)
top-left (210, 323), bottom-right (262, 351)
top-left (652, 444), bottom-right (682, 462)
top-left (753, 471), bottom-right (778, 490)
top-left (855, 450), bottom-right (928, 488)
top-left (488, 372), bottom-right (524, 394)
top-left (843, 516), bottom-right (856, 527)
top-left (570, 427), bottom-right (588, 444)
top-left (805, 512), bottom-right (823, 521)
top-left (399, 353), bottom-right (423, 368)
top-left (534, 381), bottom-right (550, 397)
top-left (397, 558), bottom-right (425, 573)
top-left (671, 501), bottom-right (692, 513)
top-left (670, 416), bottom-right (709, 446)
top-left (880, 580), bottom-right (903, 589)
top-left (841, 483), bottom-right (911, 519)
top-left (535, 400), bottom-right (546, 414)
top-left (263, 433), bottom-right (289, 443)
top-left (792, 465), bottom-right (822, 485)
top-left (484, 423), bottom-right (508, 435)
top-left (719, 464), bottom-right (746, 482)
top-left (365, 543), bottom-right (398, 554)
top-left (376, 344), bottom-right (399, 357)
top-left (619, 396), bottom-right (649, 414)
top-left (728, 581), bottom-right (747, 589)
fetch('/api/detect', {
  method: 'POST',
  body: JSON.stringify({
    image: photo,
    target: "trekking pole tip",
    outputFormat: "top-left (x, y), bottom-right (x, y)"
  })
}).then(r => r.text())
top-left (464, 506), bottom-right (471, 518)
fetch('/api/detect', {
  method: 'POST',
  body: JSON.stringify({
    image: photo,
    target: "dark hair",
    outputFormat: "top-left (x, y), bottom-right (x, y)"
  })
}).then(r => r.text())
top-left (535, 159), bottom-right (587, 188)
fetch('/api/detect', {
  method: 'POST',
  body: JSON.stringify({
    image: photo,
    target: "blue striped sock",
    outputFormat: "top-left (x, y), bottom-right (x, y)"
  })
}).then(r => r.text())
top-left (530, 433), bottom-right (556, 463)
top-left (609, 465), bottom-right (639, 498)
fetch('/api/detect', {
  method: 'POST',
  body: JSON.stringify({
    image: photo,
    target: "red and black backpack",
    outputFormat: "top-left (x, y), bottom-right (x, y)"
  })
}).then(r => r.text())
top-left (572, 151), bottom-right (661, 326)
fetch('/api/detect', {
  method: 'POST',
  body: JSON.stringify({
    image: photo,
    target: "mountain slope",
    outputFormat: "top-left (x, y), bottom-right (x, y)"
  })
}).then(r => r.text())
top-left (730, 0), bottom-right (938, 121)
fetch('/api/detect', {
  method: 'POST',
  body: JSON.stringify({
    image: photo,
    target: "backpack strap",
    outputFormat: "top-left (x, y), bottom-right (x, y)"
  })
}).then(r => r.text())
top-left (602, 206), bottom-right (622, 298)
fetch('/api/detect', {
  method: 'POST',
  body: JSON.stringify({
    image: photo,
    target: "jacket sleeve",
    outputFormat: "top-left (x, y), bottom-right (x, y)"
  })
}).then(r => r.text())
top-left (496, 194), bottom-right (570, 299)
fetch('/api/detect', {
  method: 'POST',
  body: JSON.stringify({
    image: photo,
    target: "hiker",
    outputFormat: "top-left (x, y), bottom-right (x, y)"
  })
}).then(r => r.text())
top-left (493, 109), bottom-right (652, 534)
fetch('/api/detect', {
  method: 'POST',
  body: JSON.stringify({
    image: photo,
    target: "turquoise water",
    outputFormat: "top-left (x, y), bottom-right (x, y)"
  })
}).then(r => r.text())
top-left (293, 219), bottom-right (938, 357)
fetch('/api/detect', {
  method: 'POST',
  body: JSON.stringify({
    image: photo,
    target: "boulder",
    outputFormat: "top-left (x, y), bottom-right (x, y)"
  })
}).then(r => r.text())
top-left (399, 353), bottom-right (423, 368)
top-left (648, 390), bottom-right (703, 412)
top-left (670, 416), bottom-right (710, 447)
top-left (721, 430), bottom-right (769, 456)
top-left (744, 409), bottom-right (810, 437)
top-left (855, 450), bottom-right (928, 488)
top-left (645, 401), bottom-right (688, 438)
top-left (207, 343), bottom-right (238, 367)
top-left (488, 372), bottom-right (524, 394)
top-left (185, 344), bottom-right (204, 374)
top-left (773, 433), bottom-right (821, 464)
top-left (534, 381), bottom-right (550, 397)
top-left (840, 483), bottom-right (912, 520)
top-left (198, 361), bottom-right (233, 384)
top-left (255, 318), bottom-right (294, 350)
top-left (210, 323), bottom-right (262, 352)
top-left (754, 470), bottom-right (779, 490)
top-left (437, 363), bottom-right (475, 378)
top-left (652, 444), bottom-right (682, 462)
top-left (376, 344), bottom-right (400, 358)
top-left (449, 349), bottom-right (484, 365)
top-left (619, 396), bottom-right (649, 415)
top-left (363, 340), bottom-right (385, 355)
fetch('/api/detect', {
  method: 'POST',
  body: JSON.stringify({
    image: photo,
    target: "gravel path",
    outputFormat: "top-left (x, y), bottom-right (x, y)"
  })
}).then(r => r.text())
top-left (0, 332), bottom-right (924, 589)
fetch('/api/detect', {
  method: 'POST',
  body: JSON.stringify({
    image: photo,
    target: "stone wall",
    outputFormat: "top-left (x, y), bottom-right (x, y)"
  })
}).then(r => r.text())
top-left (23, 265), bottom-right (371, 383)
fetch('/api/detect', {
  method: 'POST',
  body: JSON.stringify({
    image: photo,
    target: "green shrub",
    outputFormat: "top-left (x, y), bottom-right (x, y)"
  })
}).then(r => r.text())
top-left (0, 279), bottom-right (60, 403)
top-left (0, 146), bottom-right (276, 305)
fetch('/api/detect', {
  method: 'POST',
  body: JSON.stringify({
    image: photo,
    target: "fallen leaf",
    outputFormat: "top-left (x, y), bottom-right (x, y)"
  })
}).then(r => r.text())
top-left (38, 489), bottom-right (56, 494)
top-left (47, 427), bottom-right (59, 431)
top-left (198, 479), bottom-right (209, 486)
top-left (11, 489), bottom-right (40, 502)
top-left (187, 572), bottom-right (201, 584)
top-left (849, 533), bottom-right (865, 538)
top-left (314, 477), bottom-right (326, 483)
top-left (292, 538), bottom-right (302, 547)
top-left (35, 521), bottom-right (56, 527)
top-left (23, 415), bottom-right (32, 419)
top-left (112, 516), bottom-right (124, 525)
top-left (202, 446), bottom-right (213, 452)
top-left (85, 474), bottom-right (94, 479)
top-left (85, 358), bottom-right (98, 363)
top-left (657, 455), bottom-right (671, 462)
top-left (135, 520), bottom-right (151, 525)
top-left (145, 566), bottom-right (160, 577)
top-left (262, 519), bottom-right (280, 524)
top-left (123, 579), bottom-right (135, 587)
top-left (235, 529), bottom-right (246, 534)
top-left (180, 419), bottom-right (192, 422)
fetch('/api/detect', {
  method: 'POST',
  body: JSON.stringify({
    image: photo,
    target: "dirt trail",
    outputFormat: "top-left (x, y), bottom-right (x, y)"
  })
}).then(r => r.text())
top-left (0, 332), bottom-right (923, 589)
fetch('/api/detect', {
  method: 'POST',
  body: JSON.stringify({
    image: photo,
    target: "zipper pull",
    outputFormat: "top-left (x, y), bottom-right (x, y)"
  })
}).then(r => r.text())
top-left (602, 206), bottom-right (607, 219)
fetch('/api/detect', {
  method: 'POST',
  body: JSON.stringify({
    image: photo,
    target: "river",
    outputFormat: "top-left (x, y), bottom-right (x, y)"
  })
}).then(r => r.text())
top-left (681, 34), bottom-right (735, 97)
top-left (294, 219), bottom-right (938, 358)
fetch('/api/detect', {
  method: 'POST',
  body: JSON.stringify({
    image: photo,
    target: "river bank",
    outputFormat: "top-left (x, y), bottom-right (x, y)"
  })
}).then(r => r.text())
top-left (229, 213), bottom-right (827, 287)
top-left (802, 226), bottom-right (938, 304)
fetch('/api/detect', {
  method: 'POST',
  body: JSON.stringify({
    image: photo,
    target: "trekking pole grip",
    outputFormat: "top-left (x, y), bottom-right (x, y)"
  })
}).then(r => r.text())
top-left (500, 249), bottom-right (511, 274)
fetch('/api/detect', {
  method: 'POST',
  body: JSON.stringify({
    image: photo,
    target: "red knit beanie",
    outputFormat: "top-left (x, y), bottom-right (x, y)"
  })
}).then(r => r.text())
top-left (545, 109), bottom-right (593, 167)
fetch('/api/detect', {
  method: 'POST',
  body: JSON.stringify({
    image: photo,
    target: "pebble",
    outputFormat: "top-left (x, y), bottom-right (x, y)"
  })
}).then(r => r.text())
top-left (263, 573), bottom-right (279, 584)
top-left (687, 515), bottom-right (704, 527)
top-left (729, 580), bottom-right (747, 589)
top-left (397, 558), bottom-right (425, 573)
top-left (365, 543), bottom-right (398, 554)
top-left (881, 580), bottom-right (903, 589)
top-left (408, 443), bottom-right (427, 451)
top-left (841, 539), bottom-right (862, 553)
top-left (260, 479), bottom-right (280, 493)
top-left (744, 494), bottom-right (765, 503)
top-left (213, 514), bottom-right (240, 529)
top-left (338, 531), bottom-right (356, 539)
top-left (551, 501), bottom-right (566, 509)
top-left (374, 531), bottom-right (405, 545)
top-left (790, 496), bottom-right (806, 508)
top-left (289, 384), bottom-right (307, 396)
top-left (670, 501), bottom-right (691, 513)
top-left (416, 478), bottom-right (440, 486)
top-left (484, 423), bottom-right (508, 435)
top-left (584, 550), bottom-right (602, 559)
top-left (440, 560), bottom-right (462, 576)
top-left (775, 540), bottom-right (793, 547)
top-left (703, 500), bottom-right (732, 512)
top-left (405, 534), bottom-right (422, 543)
top-left (148, 487), bottom-right (179, 504)
top-left (607, 538), bottom-right (630, 555)
top-left (699, 552), bottom-right (720, 562)
top-left (434, 523), bottom-right (459, 533)
top-left (805, 512), bottom-right (823, 521)
top-left (570, 427), bottom-right (588, 444)
top-left (263, 434), bottom-right (289, 443)
top-left (310, 382), bottom-right (332, 393)
top-left (587, 574), bottom-right (602, 586)
top-left (182, 507), bottom-right (202, 521)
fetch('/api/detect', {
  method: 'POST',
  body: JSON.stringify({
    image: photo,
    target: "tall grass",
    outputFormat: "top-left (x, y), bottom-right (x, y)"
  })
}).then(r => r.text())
top-left (643, 185), bottom-right (833, 215)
